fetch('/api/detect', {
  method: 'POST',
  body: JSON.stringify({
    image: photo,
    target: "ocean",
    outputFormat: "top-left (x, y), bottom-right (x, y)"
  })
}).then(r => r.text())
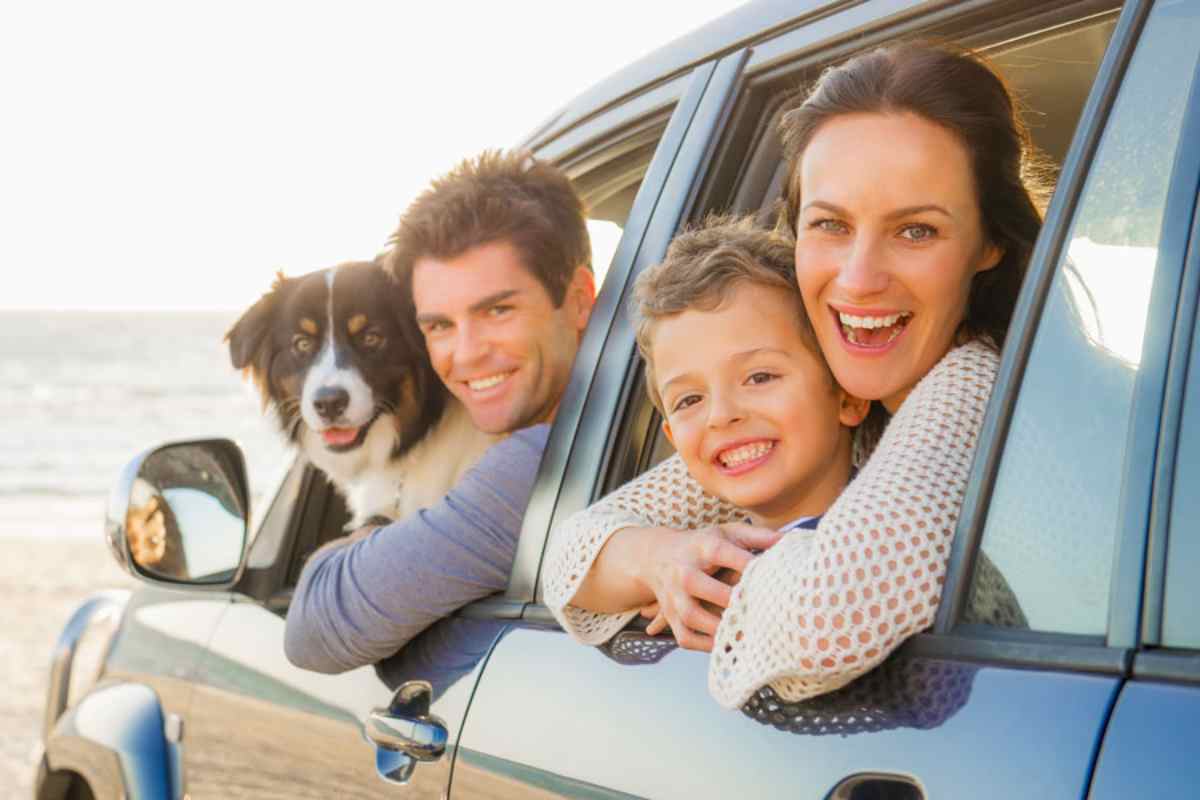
top-left (0, 311), bottom-right (291, 538)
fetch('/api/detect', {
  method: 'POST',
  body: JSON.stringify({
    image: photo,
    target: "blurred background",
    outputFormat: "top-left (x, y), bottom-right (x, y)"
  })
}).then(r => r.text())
top-left (0, 1), bottom-right (742, 791)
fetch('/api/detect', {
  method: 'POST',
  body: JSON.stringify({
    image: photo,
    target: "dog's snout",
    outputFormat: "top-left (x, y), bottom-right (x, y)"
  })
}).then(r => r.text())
top-left (313, 387), bottom-right (350, 420)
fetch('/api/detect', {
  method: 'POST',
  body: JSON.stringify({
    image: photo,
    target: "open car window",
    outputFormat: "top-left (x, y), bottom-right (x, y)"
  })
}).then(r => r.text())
top-left (602, 8), bottom-right (1123, 497)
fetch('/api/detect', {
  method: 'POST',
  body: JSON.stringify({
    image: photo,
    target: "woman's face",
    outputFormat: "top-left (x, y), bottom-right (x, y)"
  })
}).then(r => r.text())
top-left (794, 111), bottom-right (1001, 412)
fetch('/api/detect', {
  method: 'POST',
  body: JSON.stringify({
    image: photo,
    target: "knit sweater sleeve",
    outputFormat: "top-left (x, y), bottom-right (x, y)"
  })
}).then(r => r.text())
top-left (708, 340), bottom-right (999, 709)
top-left (543, 452), bottom-right (742, 644)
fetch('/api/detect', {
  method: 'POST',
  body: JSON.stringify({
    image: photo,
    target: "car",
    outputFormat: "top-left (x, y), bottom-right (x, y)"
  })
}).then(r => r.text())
top-left (34, 0), bottom-right (1200, 797)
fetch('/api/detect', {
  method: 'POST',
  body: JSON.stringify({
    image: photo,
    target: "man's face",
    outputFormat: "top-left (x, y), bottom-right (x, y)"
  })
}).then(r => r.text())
top-left (413, 240), bottom-right (594, 434)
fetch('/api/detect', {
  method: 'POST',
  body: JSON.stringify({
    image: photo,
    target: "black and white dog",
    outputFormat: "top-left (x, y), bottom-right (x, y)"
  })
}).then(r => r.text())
top-left (227, 260), bottom-right (497, 527)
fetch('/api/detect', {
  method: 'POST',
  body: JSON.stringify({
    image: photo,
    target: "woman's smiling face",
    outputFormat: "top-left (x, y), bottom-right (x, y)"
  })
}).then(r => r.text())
top-left (794, 111), bottom-right (1001, 412)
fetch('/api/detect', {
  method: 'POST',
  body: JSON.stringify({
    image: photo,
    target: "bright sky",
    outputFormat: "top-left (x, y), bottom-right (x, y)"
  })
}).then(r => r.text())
top-left (1, 1), bottom-right (744, 311)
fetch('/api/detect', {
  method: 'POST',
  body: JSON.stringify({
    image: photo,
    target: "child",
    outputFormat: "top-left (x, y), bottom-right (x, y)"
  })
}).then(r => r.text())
top-left (633, 214), bottom-right (868, 534)
top-left (631, 215), bottom-right (869, 636)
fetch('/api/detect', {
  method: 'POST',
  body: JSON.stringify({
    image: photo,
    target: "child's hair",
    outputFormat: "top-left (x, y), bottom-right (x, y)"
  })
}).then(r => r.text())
top-left (631, 214), bottom-right (826, 412)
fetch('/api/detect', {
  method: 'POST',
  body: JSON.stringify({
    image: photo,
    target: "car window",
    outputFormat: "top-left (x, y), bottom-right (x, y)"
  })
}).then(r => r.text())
top-left (279, 114), bottom-right (678, 586)
top-left (965, 1), bottom-right (1200, 636)
top-left (604, 10), bottom-right (1121, 496)
top-left (564, 115), bottom-right (674, 294)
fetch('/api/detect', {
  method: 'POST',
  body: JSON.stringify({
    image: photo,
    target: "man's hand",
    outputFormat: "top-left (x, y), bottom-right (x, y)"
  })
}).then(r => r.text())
top-left (636, 523), bottom-right (781, 652)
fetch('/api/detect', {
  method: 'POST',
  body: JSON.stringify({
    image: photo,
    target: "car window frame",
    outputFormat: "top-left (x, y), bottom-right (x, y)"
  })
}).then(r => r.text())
top-left (517, 0), bottom-right (1169, 668)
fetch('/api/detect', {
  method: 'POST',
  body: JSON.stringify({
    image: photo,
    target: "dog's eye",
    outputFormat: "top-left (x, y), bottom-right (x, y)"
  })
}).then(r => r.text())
top-left (292, 334), bottom-right (316, 355)
top-left (361, 331), bottom-right (384, 350)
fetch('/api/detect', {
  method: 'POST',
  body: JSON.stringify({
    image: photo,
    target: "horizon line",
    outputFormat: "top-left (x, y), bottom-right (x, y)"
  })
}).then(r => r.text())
top-left (0, 305), bottom-right (245, 313)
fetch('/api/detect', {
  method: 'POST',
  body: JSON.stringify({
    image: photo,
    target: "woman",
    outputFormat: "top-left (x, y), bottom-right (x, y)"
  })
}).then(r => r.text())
top-left (543, 42), bottom-right (1044, 709)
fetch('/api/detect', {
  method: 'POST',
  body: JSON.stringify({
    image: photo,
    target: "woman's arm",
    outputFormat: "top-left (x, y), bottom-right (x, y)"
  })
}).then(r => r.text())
top-left (708, 340), bottom-right (1000, 709)
top-left (542, 453), bottom-right (745, 645)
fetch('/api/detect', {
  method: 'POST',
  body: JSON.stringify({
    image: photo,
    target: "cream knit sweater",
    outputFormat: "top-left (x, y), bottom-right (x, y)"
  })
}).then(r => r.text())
top-left (543, 340), bottom-right (999, 709)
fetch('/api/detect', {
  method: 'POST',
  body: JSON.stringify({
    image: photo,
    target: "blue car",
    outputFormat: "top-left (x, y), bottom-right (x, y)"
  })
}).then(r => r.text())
top-left (35, 0), bottom-right (1200, 797)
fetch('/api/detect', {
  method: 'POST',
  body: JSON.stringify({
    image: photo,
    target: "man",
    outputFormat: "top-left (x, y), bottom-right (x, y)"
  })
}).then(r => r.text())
top-left (284, 150), bottom-right (595, 673)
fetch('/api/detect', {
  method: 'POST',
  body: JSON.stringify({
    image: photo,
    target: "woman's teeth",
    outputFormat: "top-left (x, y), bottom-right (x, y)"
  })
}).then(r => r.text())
top-left (468, 372), bottom-right (512, 391)
top-left (838, 311), bottom-right (912, 346)
top-left (718, 441), bottom-right (773, 468)
top-left (838, 311), bottom-right (908, 328)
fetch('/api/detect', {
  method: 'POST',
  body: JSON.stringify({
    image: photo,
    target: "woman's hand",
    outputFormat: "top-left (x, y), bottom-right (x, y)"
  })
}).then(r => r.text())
top-left (638, 523), bottom-right (782, 651)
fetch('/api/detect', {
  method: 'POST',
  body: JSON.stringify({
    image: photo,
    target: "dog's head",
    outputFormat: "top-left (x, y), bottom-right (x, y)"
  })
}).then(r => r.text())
top-left (226, 260), bottom-right (445, 459)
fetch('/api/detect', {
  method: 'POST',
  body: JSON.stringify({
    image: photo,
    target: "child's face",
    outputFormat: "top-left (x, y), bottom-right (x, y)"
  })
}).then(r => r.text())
top-left (654, 282), bottom-right (868, 526)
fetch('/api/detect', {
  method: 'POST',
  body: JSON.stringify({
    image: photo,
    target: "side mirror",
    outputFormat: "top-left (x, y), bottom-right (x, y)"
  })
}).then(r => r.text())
top-left (105, 439), bottom-right (250, 587)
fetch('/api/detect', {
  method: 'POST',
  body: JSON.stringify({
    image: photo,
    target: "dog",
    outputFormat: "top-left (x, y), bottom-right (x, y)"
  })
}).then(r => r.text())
top-left (226, 260), bottom-right (498, 528)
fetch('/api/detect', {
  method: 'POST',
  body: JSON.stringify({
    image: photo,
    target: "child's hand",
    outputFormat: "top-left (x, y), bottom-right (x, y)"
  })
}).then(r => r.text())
top-left (638, 523), bottom-right (782, 651)
top-left (642, 566), bottom-right (742, 635)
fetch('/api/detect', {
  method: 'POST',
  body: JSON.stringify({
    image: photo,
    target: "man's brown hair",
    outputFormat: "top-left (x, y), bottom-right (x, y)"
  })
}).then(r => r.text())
top-left (632, 214), bottom-right (826, 412)
top-left (385, 149), bottom-right (591, 305)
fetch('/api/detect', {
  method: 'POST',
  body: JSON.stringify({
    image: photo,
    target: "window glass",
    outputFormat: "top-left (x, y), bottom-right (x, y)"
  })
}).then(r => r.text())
top-left (570, 122), bottom-right (668, 292)
top-left (588, 219), bottom-right (625, 289)
top-left (966, 2), bottom-right (1200, 635)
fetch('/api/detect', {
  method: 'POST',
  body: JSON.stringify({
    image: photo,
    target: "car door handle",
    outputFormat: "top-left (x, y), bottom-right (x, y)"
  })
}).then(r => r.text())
top-left (828, 772), bottom-right (924, 799)
top-left (364, 680), bottom-right (448, 784)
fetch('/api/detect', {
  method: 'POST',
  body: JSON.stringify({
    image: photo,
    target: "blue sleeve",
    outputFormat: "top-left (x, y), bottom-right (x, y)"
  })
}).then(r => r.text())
top-left (283, 424), bottom-right (550, 673)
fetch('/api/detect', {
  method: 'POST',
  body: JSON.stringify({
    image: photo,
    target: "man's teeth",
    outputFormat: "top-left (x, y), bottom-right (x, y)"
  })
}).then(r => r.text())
top-left (468, 372), bottom-right (512, 391)
top-left (718, 441), bottom-right (773, 468)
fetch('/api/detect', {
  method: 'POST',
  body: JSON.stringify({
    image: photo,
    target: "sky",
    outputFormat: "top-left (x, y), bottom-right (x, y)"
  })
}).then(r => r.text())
top-left (1, 1), bottom-right (745, 311)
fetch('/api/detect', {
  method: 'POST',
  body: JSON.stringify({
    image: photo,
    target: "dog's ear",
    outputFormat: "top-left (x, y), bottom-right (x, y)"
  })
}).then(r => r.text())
top-left (385, 268), bottom-right (450, 446)
top-left (384, 265), bottom-right (425, 355)
top-left (226, 272), bottom-right (288, 369)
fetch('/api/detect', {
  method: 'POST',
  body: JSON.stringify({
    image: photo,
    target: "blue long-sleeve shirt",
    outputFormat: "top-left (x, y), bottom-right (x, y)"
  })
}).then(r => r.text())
top-left (283, 424), bottom-right (550, 673)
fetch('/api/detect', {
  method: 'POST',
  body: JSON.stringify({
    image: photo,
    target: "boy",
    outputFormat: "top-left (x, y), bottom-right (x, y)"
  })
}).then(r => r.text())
top-left (631, 215), bottom-right (869, 634)
top-left (634, 214), bottom-right (869, 533)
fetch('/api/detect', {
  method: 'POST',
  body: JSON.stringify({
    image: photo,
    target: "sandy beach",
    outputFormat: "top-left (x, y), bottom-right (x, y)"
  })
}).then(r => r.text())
top-left (1, 535), bottom-right (136, 797)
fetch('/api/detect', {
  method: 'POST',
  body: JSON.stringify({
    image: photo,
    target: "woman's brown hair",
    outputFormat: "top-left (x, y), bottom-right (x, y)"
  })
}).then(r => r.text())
top-left (779, 42), bottom-right (1047, 350)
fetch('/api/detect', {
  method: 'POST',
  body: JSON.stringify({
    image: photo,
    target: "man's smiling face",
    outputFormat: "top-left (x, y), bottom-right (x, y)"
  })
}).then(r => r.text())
top-left (413, 239), bottom-right (594, 434)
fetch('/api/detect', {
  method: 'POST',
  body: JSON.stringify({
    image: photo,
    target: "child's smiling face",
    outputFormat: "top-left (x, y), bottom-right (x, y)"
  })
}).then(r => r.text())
top-left (653, 282), bottom-right (868, 527)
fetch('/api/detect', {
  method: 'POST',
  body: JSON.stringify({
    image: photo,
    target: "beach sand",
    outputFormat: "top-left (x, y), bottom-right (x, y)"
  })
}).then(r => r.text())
top-left (1, 535), bottom-right (136, 797)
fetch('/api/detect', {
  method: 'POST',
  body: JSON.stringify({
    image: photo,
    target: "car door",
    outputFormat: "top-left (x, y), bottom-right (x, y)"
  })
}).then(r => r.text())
top-left (176, 463), bottom-right (412, 799)
top-left (453, 1), bottom-right (1200, 797)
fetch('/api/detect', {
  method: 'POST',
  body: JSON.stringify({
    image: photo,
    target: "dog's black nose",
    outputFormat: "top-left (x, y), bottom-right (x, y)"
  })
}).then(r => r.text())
top-left (313, 387), bottom-right (350, 420)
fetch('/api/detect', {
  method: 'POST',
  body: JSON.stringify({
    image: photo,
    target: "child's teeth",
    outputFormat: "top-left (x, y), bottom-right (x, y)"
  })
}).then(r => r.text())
top-left (719, 441), bottom-right (773, 467)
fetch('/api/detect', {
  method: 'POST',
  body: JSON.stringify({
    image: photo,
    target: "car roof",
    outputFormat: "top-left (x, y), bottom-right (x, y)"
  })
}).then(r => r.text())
top-left (521, 0), bottom-right (836, 150)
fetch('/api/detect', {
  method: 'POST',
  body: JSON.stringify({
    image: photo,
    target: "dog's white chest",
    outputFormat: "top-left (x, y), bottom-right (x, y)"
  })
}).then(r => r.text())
top-left (308, 401), bottom-right (499, 529)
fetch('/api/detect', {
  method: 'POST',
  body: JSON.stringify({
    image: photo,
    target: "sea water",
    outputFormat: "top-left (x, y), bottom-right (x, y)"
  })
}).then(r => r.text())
top-left (0, 311), bottom-right (291, 538)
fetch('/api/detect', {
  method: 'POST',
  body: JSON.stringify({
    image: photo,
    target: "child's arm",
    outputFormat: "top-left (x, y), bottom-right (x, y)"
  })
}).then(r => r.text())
top-left (542, 453), bottom-right (750, 646)
top-left (708, 340), bottom-right (999, 708)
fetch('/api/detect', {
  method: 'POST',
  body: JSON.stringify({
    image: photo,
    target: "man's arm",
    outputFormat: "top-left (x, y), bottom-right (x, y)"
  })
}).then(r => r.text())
top-left (283, 424), bottom-right (550, 674)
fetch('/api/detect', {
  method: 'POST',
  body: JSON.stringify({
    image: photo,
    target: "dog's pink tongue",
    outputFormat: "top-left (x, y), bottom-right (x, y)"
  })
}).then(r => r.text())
top-left (322, 427), bottom-right (359, 446)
